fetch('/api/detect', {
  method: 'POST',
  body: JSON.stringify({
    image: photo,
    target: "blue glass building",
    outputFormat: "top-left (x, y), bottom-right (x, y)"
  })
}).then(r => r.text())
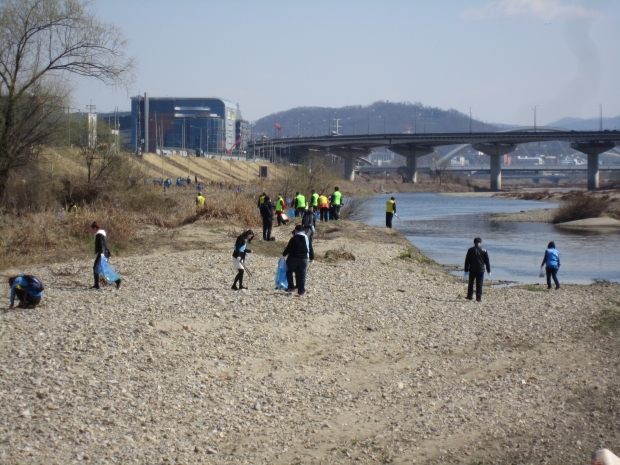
top-left (130, 94), bottom-right (240, 155)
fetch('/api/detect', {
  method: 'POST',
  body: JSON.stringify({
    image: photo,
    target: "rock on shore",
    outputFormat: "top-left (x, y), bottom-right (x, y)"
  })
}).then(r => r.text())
top-left (1, 224), bottom-right (619, 464)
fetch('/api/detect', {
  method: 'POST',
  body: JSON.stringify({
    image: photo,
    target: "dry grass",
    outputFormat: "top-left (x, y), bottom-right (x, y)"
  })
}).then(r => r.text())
top-left (552, 192), bottom-right (612, 224)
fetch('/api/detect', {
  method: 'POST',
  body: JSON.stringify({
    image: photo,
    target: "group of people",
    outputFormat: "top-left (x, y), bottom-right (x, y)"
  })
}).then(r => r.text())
top-left (256, 187), bottom-right (343, 242)
top-left (463, 237), bottom-right (561, 302)
top-left (231, 223), bottom-right (314, 297)
top-left (6, 220), bottom-right (122, 310)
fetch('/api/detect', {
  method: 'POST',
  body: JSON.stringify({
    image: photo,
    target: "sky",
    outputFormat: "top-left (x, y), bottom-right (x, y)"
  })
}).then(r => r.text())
top-left (73, 0), bottom-right (620, 126)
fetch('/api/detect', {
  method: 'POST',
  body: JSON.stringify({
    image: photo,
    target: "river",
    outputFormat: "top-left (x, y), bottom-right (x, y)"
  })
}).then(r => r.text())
top-left (364, 193), bottom-right (620, 284)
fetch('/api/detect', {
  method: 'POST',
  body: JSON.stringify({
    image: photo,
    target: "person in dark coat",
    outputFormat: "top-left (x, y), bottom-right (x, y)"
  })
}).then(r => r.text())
top-left (282, 225), bottom-right (314, 297)
top-left (260, 196), bottom-right (275, 241)
top-left (464, 237), bottom-right (490, 302)
top-left (90, 221), bottom-right (121, 290)
top-left (232, 230), bottom-right (254, 290)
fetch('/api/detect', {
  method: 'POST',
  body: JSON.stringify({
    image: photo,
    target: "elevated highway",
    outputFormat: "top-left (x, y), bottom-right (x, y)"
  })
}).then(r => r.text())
top-left (247, 129), bottom-right (620, 190)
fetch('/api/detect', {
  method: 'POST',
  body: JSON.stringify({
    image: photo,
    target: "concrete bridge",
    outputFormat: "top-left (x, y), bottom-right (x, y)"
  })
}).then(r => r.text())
top-left (246, 129), bottom-right (620, 190)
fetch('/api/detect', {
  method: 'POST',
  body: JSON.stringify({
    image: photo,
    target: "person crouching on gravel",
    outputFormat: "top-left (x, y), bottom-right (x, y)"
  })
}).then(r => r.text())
top-left (91, 221), bottom-right (121, 290)
top-left (232, 230), bottom-right (254, 290)
top-left (282, 225), bottom-right (314, 297)
top-left (7, 275), bottom-right (44, 309)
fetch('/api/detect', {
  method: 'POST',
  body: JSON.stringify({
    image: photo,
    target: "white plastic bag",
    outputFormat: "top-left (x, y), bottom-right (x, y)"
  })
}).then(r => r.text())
top-left (539, 267), bottom-right (545, 278)
top-left (462, 271), bottom-right (469, 283)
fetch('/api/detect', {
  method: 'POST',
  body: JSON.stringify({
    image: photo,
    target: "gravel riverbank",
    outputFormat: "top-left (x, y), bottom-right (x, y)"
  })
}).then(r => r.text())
top-left (1, 222), bottom-right (619, 464)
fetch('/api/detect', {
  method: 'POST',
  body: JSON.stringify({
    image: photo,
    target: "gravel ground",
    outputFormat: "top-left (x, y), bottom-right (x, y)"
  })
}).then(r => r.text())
top-left (489, 208), bottom-right (556, 223)
top-left (1, 223), bottom-right (619, 464)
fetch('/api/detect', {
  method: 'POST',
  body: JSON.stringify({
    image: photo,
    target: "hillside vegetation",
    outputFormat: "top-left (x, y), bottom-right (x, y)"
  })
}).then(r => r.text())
top-left (252, 100), bottom-right (497, 138)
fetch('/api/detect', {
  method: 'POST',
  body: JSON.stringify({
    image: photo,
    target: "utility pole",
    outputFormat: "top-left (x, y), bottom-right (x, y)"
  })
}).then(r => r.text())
top-left (533, 105), bottom-right (540, 132)
top-left (469, 107), bottom-right (473, 133)
top-left (599, 104), bottom-right (603, 131)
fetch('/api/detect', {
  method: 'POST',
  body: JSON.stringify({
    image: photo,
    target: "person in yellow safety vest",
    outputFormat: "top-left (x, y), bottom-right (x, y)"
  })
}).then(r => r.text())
top-left (311, 191), bottom-right (319, 208)
top-left (257, 192), bottom-right (266, 208)
top-left (386, 196), bottom-right (396, 228)
top-left (68, 202), bottom-right (78, 217)
top-left (318, 194), bottom-right (329, 222)
top-left (196, 192), bottom-right (206, 209)
top-left (275, 195), bottom-right (288, 226)
top-left (330, 186), bottom-right (342, 221)
top-left (295, 192), bottom-right (306, 218)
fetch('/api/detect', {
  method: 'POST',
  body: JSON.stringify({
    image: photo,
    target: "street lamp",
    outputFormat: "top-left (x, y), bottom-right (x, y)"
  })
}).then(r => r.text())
top-left (469, 107), bottom-right (473, 133)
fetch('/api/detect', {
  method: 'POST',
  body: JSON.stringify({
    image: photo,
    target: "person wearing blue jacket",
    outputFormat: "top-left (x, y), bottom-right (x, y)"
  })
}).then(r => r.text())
top-left (541, 241), bottom-right (561, 290)
top-left (8, 275), bottom-right (44, 309)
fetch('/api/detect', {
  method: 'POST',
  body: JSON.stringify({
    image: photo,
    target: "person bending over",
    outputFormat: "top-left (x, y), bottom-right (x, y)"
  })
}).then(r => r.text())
top-left (8, 275), bottom-right (44, 309)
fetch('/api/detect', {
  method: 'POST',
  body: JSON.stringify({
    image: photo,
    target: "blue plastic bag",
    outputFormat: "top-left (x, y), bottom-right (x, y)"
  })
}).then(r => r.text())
top-left (275, 257), bottom-right (288, 290)
top-left (289, 208), bottom-right (295, 218)
top-left (96, 255), bottom-right (120, 284)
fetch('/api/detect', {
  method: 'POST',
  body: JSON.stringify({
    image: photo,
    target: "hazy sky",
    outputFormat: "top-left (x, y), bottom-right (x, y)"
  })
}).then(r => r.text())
top-left (74, 0), bottom-right (620, 126)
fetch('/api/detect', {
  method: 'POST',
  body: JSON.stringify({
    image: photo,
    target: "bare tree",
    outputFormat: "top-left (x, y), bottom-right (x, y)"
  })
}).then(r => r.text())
top-left (74, 116), bottom-right (121, 183)
top-left (430, 152), bottom-right (450, 185)
top-left (0, 0), bottom-right (135, 198)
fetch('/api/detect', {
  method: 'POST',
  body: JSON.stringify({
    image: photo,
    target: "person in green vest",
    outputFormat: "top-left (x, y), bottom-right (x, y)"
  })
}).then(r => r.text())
top-left (311, 190), bottom-right (319, 221)
top-left (385, 196), bottom-right (396, 228)
top-left (295, 192), bottom-right (306, 218)
top-left (257, 192), bottom-right (266, 208)
top-left (275, 194), bottom-right (288, 226)
top-left (330, 186), bottom-right (342, 221)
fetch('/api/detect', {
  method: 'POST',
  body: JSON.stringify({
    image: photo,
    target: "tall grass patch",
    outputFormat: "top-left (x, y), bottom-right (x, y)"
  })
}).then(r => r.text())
top-left (552, 192), bottom-right (611, 224)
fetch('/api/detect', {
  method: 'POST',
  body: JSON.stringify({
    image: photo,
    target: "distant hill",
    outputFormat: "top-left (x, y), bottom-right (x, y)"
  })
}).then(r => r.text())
top-left (251, 101), bottom-right (497, 138)
top-left (548, 116), bottom-right (620, 131)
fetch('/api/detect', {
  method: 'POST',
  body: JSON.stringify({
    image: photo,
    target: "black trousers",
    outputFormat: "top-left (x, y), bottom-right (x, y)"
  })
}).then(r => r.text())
top-left (262, 217), bottom-right (273, 240)
top-left (331, 205), bottom-right (340, 220)
top-left (546, 267), bottom-right (559, 288)
top-left (467, 271), bottom-right (485, 301)
top-left (320, 208), bottom-right (328, 221)
top-left (277, 213), bottom-right (285, 226)
top-left (386, 212), bottom-right (393, 228)
top-left (93, 254), bottom-right (102, 287)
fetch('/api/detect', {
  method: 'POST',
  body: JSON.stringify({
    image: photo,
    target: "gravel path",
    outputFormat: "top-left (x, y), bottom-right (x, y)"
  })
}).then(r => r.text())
top-left (1, 223), bottom-right (619, 464)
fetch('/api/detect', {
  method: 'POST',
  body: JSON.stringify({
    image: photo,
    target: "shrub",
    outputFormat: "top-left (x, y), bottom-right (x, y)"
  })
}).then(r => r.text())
top-left (552, 192), bottom-right (611, 224)
top-left (339, 195), bottom-right (373, 221)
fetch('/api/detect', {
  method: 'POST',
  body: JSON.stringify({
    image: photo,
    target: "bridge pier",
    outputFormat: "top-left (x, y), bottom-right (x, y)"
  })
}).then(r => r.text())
top-left (570, 142), bottom-right (616, 190)
top-left (344, 153), bottom-right (356, 182)
top-left (331, 148), bottom-right (371, 182)
top-left (390, 146), bottom-right (434, 183)
top-left (472, 143), bottom-right (518, 191)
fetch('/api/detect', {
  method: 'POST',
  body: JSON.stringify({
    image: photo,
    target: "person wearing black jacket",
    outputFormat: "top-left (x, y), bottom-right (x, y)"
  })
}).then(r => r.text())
top-left (232, 230), bottom-right (254, 290)
top-left (260, 196), bottom-right (275, 241)
top-left (464, 237), bottom-right (491, 302)
top-left (91, 221), bottom-right (121, 290)
top-left (301, 206), bottom-right (316, 241)
top-left (282, 225), bottom-right (314, 297)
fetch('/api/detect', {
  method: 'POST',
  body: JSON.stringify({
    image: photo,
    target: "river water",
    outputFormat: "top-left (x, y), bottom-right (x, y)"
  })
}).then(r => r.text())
top-left (364, 193), bottom-right (620, 284)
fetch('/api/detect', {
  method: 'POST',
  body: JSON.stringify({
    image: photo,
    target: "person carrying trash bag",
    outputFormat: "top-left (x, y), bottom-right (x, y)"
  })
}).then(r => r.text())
top-left (232, 230), bottom-right (254, 290)
top-left (275, 194), bottom-right (288, 226)
top-left (540, 241), bottom-right (561, 290)
top-left (282, 225), bottom-right (314, 297)
top-left (91, 221), bottom-right (121, 290)
top-left (8, 275), bottom-right (44, 309)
